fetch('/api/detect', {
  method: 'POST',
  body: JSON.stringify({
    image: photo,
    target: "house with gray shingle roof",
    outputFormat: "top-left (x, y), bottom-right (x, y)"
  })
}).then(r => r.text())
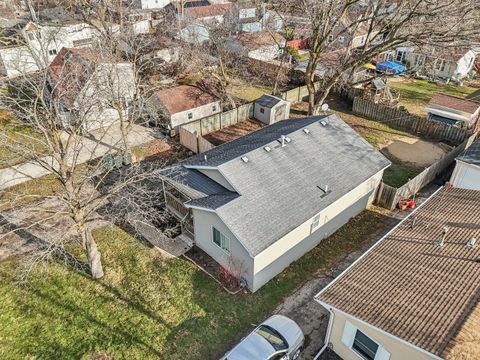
top-left (450, 137), bottom-right (480, 190)
top-left (162, 115), bottom-right (390, 292)
top-left (313, 186), bottom-right (480, 360)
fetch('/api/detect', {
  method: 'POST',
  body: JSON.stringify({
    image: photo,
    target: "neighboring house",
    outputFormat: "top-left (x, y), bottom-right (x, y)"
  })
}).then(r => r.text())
top-left (253, 94), bottom-right (290, 125)
top-left (162, 115), bottom-right (390, 292)
top-left (234, 3), bottom-right (282, 33)
top-left (382, 46), bottom-right (477, 81)
top-left (228, 31), bottom-right (286, 62)
top-left (177, 3), bottom-right (231, 43)
top-left (314, 186), bottom-right (480, 360)
top-left (0, 44), bottom-right (39, 78)
top-left (21, 21), bottom-right (96, 68)
top-left (424, 93), bottom-right (480, 128)
top-left (47, 47), bottom-right (135, 131)
top-left (122, 10), bottom-right (153, 35)
top-left (151, 85), bottom-right (221, 130)
top-left (450, 138), bottom-right (480, 190)
top-left (137, 0), bottom-right (171, 9)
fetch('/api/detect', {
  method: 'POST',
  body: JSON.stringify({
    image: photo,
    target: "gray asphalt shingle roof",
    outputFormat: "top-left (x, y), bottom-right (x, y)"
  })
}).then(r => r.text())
top-left (457, 138), bottom-right (480, 167)
top-left (255, 94), bottom-right (283, 108)
top-left (175, 115), bottom-right (391, 256)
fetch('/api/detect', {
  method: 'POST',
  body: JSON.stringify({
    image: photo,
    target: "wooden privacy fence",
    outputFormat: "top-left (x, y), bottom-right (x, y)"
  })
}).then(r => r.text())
top-left (181, 103), bottom-right (254, 136)
top-left (353, 97), bottom-right (472, 145)
top-left (376, 132), bottom-right (478, 210)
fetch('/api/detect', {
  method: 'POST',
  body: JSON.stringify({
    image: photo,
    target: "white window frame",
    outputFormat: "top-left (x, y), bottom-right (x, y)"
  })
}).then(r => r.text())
top-left (212, 104), bottom-right (217, 112)
top-left (187, 112), bottom-right (193, 120)
top-left (311, 214), bottom-right (320, 233)
top-left (212, 226), bottom-right (230, 254)
top-left (342, 321), bottom-right (390, 360)
top-left (48, 49), bottom-right (57, 56)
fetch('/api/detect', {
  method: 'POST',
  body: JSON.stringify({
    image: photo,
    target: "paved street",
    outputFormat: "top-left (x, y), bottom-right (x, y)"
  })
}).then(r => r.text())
top-left (0, 123), bottom-right (157, 190)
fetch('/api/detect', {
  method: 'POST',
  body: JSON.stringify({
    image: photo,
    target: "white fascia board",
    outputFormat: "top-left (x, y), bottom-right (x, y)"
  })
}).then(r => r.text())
top-left (317, 303), bottom-right (443, 360)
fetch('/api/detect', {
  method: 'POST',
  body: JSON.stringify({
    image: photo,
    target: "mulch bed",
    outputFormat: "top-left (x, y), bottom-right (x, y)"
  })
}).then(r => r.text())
top-left (203, 119), bottom-right (264, 146)
top-left (185, 246), bottom-right (243, 293)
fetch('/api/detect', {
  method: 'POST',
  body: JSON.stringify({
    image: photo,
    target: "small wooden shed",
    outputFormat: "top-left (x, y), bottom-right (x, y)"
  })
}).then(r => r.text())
top-left (253, 94), bottom-right (290, 125)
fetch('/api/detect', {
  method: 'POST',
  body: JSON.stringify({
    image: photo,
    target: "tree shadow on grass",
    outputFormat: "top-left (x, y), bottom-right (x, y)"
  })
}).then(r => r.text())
top-left (5, 269), bottom-right (165, 359)
top-left (0, 214), bottom-right (89, 274)
top-left (162, 209), bottom-right (398, 360)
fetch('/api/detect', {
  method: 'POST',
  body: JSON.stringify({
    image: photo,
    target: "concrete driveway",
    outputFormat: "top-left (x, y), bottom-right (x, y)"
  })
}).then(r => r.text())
top-left (0, 123), bottom-right (157, 190)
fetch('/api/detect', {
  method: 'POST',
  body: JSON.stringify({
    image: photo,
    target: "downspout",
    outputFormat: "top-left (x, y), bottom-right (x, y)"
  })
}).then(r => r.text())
top-left (313, 303), bottom-right (335, 360)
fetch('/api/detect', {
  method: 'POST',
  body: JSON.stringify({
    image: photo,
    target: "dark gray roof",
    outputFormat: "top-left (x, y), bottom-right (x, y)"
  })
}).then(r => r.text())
top-left (186, 192), bottom-right (239, 210)
top-left (178, 115), bottom-right (391, 256)
top-left (457, 138), bottom-right (480, 167)
top-left (183, 116), bottom-right (321, 168)
top-left (162, 165), bottom-right (228, 199)
top-left (255, 94), bottom-right (283, 108)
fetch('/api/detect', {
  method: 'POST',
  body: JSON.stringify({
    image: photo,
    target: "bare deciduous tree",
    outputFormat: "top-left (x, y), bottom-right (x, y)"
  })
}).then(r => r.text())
top-left (275, 0), bottom-right (480, 115)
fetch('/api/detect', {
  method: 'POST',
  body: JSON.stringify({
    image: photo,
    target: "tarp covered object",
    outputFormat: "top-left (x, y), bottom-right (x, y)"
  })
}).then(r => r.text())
top-left (376, 61), bottom-right (406, 75)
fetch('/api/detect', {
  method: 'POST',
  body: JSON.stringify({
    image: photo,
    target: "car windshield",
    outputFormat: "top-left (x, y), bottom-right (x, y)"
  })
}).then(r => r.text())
top-left (255, 325), bottom-right (288, 351)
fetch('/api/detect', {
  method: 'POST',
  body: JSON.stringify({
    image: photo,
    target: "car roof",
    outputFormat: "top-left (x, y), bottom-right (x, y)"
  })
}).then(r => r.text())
top-left (225, 331), bottom-right (275, 360)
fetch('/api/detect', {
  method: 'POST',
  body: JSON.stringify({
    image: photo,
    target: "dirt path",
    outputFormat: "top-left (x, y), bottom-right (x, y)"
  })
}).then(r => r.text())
top-left (382, 137), bottom-right (449, 167)
top-left (274, 214), bottom-right (400, 360)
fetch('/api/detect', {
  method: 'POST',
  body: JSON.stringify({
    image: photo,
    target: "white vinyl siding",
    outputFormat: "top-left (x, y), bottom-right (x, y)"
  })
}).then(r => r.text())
top-left (212, 226), bottom-right (230, 253)
top-left (342, 321), bottom-right (391, 360)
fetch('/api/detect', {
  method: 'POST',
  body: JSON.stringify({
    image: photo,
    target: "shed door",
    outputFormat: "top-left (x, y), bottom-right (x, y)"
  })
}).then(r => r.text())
top-left (274, 105), bottom-right (286, 122)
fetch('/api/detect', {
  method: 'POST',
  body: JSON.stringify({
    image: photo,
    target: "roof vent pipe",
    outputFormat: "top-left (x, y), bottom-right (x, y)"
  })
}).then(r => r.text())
top-left (281, 135), bottom-right (286, 147)
top-left (204, 155), bottom-right (207, 161)
top-left (467, 238), bottom-right (477, 248)
top-left (435, 227), bottom-right (449, 247)
top-left (411, 217), bottom-right (417, 229)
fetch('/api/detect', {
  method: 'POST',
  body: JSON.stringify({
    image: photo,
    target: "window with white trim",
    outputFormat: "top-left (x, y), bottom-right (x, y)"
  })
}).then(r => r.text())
top-left (187, 112), bottom-right (193, 120)
top-left (212, 104), bottom-right (217, 112)
top-left (49, 49), bottom-right (57, 56)
top-left (353, 330), bottom-right (379, 360)
top-left (212, 227), bottom-right (230, 253)
top-left (341, 321), bottom-right (390, 360)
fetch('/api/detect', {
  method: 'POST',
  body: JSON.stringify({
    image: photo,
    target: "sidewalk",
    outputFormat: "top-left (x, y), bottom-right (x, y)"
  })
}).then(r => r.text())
top-left (0, 124), bottom-right (157, 190)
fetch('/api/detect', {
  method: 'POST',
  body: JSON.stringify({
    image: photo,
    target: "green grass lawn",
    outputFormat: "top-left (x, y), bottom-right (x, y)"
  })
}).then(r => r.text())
top-left (228, 83), bottom-right (273, 102)
top-left (388, 79), bottom-right (477, 115)
top-left (0, 110), bottom-right (46, 168)
top-left (0, 208), bottom-right (390, 360)
top-left (383, 163), bottom-right (422, 188)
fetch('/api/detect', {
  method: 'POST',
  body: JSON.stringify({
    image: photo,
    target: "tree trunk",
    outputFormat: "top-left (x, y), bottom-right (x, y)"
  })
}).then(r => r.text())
top-left (312, 83), bottom-right (335, 115)
top-left (82, 227), bottom-right (104, 279)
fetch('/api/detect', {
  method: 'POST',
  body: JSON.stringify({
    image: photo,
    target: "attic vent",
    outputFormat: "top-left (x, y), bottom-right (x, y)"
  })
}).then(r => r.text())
top-left (320, 120), bottom-right (327, 127)
top-left (467, 238), bottom-right (477, 248)
top-left (303, 128), bottom-right (310, 134)
top-left (241, 156), bottom-right (249, 163)
top-left (264, 146), bottom-right (272, 152)
top-left (284, 136), bottom-right (291, 143)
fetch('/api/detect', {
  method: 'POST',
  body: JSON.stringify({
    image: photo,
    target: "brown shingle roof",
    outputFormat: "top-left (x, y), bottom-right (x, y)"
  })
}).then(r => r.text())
top-left (429, 93), bottom-right (480, 114)
top-left (155, 85), bottom-right (218, 115)
top-left (236, 31), bottom-right (285, 50)
top-left (185, 3), bottom-right (231, 18)
top-left (317, 187), bottom-right (480, 359)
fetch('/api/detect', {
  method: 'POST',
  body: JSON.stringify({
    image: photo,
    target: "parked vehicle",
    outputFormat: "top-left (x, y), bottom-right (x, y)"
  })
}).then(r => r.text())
top-left (221, 315), bottom-right (304, 360)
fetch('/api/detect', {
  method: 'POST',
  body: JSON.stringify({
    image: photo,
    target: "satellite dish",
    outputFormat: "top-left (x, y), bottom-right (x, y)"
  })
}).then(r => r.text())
top-left (321, 103), bottom-right (329, 112)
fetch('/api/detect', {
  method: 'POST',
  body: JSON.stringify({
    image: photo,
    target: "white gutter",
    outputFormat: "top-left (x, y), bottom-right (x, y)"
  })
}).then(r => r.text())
top-left (311, 185), bottom-right (445, 359)
top-left (313, 305), bottom-right (335, 360)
